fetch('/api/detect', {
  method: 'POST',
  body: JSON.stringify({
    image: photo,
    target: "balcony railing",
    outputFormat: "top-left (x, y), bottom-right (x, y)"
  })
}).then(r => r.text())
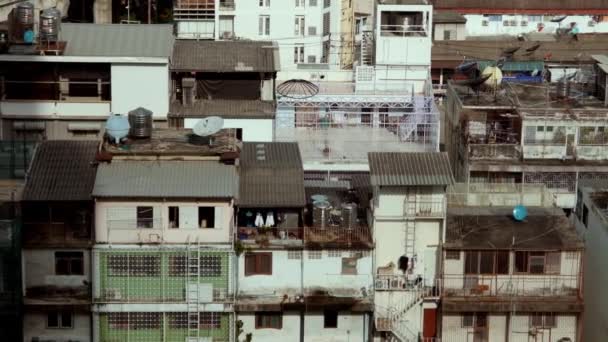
top-left (380, 24), bottom-right (427, 37)
top-left (441, 274), bottom-right (580, 298)
top-left (375, 274), bottom-right (441, 295)
top-left (406, 199), bottom-right (445, 218)
top-left (237, 227), bottom-right (303, 245)
top-left (305, 224), bottom-right (373, 248)
top-left (23, 222), bottom-right (90, 245)
top-left (468, 144), bottom-right (521, 160)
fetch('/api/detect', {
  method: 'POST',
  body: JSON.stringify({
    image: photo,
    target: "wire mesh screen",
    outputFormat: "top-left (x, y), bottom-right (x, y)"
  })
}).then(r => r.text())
top-left (100, 312), bottom-right (231, 342)
top-left (98, 249), bottom-right (231, 302)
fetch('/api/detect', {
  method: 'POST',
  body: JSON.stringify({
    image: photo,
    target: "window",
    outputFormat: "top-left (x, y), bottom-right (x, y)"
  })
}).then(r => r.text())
top-left (108, 313), bottom-right (161, 330)
top-left (259, 0), bottom-right (270, 6)
top-left (323, 0), bottom-right (330, 8)
top-left (537, 126), bottom-right (545, 132)
top-left (169, 206), bottom-right (179, 228)
top-left (482, 20), bottom-right (489, 26)
top-left (308, 250), bottom-right (322, 259)
top-left (446, 251), bottom-right (460, 260)
top-left (287, 250), bottom-right (302, 259)
top-left (328, 250), bottom-right (343, 258)
top-left (443, 30), bottom-right (453, 40)
top-left (521, 20), bottom-right (528, 26)
top-left (294, 45), bottom-right (305, 63)
top-left (108, 255), bottom-right (161, 277)
top-left (308, 26), bottom-right (317, 36)
top-left (307, 55), bottom-right (317, 63)
top-left (529, 15), bottom-right (542, 22)
top-left (245, 252), bottom-right (272, 276)
top-left (341, 257), bottom-right (357, 275)
top-left (324, 310), bottom-right (338, 328)
top-left (198, 207), bottom-right (215, 228)
top-left (514, 251), bottom-right (561, 274)
top-left (295, 16), bottom-right (305, 36)
top-left (136, 206), bottom-right (154, 228)
top-left (323, 12), bottom-right (330, 36)
top-left (55, 251), bottom-right (84, 275)
top-left (47, 311), bottom-right (73, 328)
top-left (295, 0), bottom-right (305, 7)
top-left (309, 0), bottom-right (317, 6)
top-left (255, 312), bottom-right (282, 329)
top-left (259, 16), bottom-right (270, 36)
top-left (530, 313), bottom-right (556, 328)
top-left (462, 313), bottom-right (487, 328)
top-left (464, 251), bottom-right (509, 275)
top-left (168, 255), bottom-right (222, 276)
top-left (200, 312), bottom-right (222, 329)
top-left (488, 15), bottom-right (502, 22)
top-left (321, 40), bottom-right (330, 63)
top-left (546, 126), bottom-right (554, 132)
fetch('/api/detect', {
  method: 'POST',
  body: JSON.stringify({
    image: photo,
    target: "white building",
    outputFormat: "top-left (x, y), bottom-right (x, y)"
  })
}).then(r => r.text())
top-left (0, 24), bottom-right (174, 141)
top-left (572, 183), bottom-right (608, 342)
top-left (90, 128), bottom-right (239, 342)
top-left (369, 152), bottom-right (452, 341)
top-left (235, 142), bottom-right (374, 342)
top-left (441, 206), bottom-right (584, 342)
top-left (168, 40), bottom-right (279, 142)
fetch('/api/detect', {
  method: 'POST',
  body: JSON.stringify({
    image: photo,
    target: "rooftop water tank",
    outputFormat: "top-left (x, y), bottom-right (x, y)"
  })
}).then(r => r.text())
top-left (105, 114), bottom-right (130, 144)
top-left (39, 8), bottom-right (61, 42)
top-left (16, 2), bottom-right (34, 27)
top-left (128, 107), bottom-right (153, 138)
top-left (312, 200), bottom-right (331, 230)
top-left (341, 203), bottom-right (357, 229)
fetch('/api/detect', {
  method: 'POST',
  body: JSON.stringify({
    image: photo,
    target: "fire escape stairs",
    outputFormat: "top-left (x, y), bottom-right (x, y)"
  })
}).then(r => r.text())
top-left (377, 287), bottom-right (429, 342)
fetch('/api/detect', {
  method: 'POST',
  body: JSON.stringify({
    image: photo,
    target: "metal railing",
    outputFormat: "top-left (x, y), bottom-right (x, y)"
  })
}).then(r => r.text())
top-left (407, 199), bottom-right (445, 218)
top-left (305, 224), bottom-right (373, 248)
top-left (375, 275), bottom-right (440, 294)
top-left (237, 227), bottom-right (303, 242)
top-left (448, 183), bottom-right (556, 208)
top-left (441, 274), bottom-right (580, 298)
top-left (380, 24), bottom-right (427, 37)
top-left (468, 144), bottom-right (521, 160)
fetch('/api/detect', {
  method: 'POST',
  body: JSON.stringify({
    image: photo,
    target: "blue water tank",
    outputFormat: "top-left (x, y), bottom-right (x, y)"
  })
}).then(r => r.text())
top-left (105, 114), bottom-right (130, 144)
top-left (513, 205), bottom-right (528, 221)
top-left (23, 29), bottom-right (34, 44)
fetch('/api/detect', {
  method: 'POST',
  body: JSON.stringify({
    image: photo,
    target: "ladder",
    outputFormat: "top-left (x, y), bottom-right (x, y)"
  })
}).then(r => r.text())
top-left (186, 237), bottom-right (201, 341)
top-left (404, 192), bottom-right (417, 258)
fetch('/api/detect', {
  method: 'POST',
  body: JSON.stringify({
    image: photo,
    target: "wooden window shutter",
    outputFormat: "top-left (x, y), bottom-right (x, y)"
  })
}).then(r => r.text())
top-left (245, 254), bottom-right (256, 276)
top-left (261, 253), bottom-right (272, 275)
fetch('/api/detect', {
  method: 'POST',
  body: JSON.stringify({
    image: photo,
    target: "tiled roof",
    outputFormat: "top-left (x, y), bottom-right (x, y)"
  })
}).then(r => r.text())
top-left (368, 152), bottom-right (454, 186)
top-left (239, 142), bottom-right (306, 208)
top-left (169, 100), bottom-right (276, 119)
top-left (171, 40), bottom-right (279, 72)
top-left (93, 161), bottom-right (237, 199)
top-left (22, 141), bottom-right (98, 201)
top-left (61, 24), bottom-right (174, 58)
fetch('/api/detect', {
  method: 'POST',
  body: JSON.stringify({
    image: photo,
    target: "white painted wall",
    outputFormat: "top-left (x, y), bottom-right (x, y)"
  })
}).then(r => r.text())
top-left (110, 64), bottom-right (169, 118)
top-left (185, 118), bottom-right (275, 142)
top-left (24, 312), bottom-right (91, 342)
top-left (238, 311), bottom-right (368, 342)
top-left (23, 249), bottom-right (91, 290)
top-left (463, 14), bottom-right (608, 37)
top-left (237, 250), bottom-right (302, 296)
top-left (302, 250), bottom-right (373, 294)
top-left (95, 200), bottom-right (233, 244)
top-left (0, 101), bottom-right (110, 117)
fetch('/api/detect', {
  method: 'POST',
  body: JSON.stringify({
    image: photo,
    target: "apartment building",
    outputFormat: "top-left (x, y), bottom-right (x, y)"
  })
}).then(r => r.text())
top-left (441, 206), bottom-right (584, 342)
top-left (168, 40), bottom-right (279, 142)
top-left (91, 128), bottom-right (239, 342)
top-left (432, 11), bottom-right (467, 41)
top-left (444, 56), bottom-right (608, 209)
top-left (369, 152), bottom-right (452, 341)
top-left (572, 182), bottom-right (608, 342)
top-left (276, 0), bottom-right (439, 170)
top-left (0, 24), bottom-right (174, 141)
top-left (431, 0), bottom-right (608, 36)
top-left (235, 142), bottom-right (374, 341)
top-left (20, 141), bottom-right (99, 342)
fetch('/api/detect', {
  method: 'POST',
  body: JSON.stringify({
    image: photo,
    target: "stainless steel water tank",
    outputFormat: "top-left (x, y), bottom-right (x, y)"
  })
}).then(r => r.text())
top-left (16, 2), bottom-right (34, 27)
top-left (556, 80), bottom-right (570, 99)
top-left (340, 203), bottom-right (357, 229)
top-left (128, 107), bottom-right (153, 138)
top-left (39, 8), bottom-right (61, 42)
top-left (312, 200), bottom-right (331, 230)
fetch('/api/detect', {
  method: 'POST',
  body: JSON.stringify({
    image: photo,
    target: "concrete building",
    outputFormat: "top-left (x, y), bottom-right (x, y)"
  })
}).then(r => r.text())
top-left (444, 56), bottom-right (608, 209)
top-left (276, 0), bottom-right (439, 170)
top-left (235, 142), bottom-right (373, 342)
top-left (431, 0), bottom-right (608, 36)
top-left (440, 205), bottom-right (584, 342)
top-left (433, 10), bottom-right (467, 41)
top-left (91, 128), bottom-right (239, 342)
top-left (20, 141), bottom-right (99, 342)
top-left (572, 183), bottom-right (608, 342)
top-left (168, 40), bottom-right (279, 142)
top-left (369, 152), bottom-right (452, 341)
top-left (0, 24), bottom-right (174, 141)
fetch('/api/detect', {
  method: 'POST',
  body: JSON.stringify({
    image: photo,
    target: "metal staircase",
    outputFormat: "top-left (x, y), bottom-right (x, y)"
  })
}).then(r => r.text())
top-left (361, 31), bottom-right (373, 66)
top-left (376, 287), bottom-right (432, 342)
top-left (404, 191), bottom-right (417, 258)
top-left (186, 237), bottom-right (201, 341)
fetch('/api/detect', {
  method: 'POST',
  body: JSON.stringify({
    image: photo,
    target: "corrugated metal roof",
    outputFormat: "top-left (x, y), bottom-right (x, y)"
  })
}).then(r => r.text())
top-left (93, 161), bottom-right (237, 198)
top-left (239, 142), bottom-right (306, 207)
top-left (368, 152), bottom-right (454, 186)
top-left (433, 0), bottom-right (608, 11)
top-left (61, 24), bottom-right (174, 58)
top-left (170, 100), bottom-right (276, 119)
top-left (22, 141), bottom-right (98, 201)
top-left (592, 54), bottom-right (608, 65)
top-left (433, 11), bottom-right (467, 24)
top-left (171, 40), bottom-right (279, 72)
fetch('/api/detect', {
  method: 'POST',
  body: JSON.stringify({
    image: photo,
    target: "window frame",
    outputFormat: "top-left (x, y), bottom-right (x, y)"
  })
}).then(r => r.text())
top-left (136, 206), bottom-right (154, 229)
top-left (464, 250), bottom-right (509, 275)
top-left (259, 0), bottom-right (270, 7)
top-left (244, 252), bottom-right (273, 276)
top-left (341, 257), bottom-right (357, 275)
top-left (294, 45), bottom-right (305, 64)
top-left (259, 15), bottom-right (271, 36)
top-left (198, 206), bottom-right (215, 229)
top-left (530, 313), bottom-right (557, 328)
top-left (47, 311), bottom-right (73, 329)
top-left (255, 312), bottom-right (282, 329)
top-left (462, 312), bottom-right (487, 328)
top-left (55, 251), bottom-right (84, 276)
top-left (323, 310), bottom-right (338, 328)
top-left (514, 251), bottom-right (561, 275)
top-left (169, 206), bottom-right (179, 229)
top-left (295, 15), bottom-right (305, 36)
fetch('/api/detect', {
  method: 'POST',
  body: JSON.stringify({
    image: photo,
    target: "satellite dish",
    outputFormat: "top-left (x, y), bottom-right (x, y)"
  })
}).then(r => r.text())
top-left (513, 205), bottom-right (528, 222)
top-left (193, 116), bottom-right (224, 136)
top-left (481, 66), bottom-right (503, 88)
top-left (551, 15), bottom-right (568, 23)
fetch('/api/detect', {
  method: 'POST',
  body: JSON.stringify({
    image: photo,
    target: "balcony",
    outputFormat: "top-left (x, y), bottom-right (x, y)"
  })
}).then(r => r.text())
top-left (468, 144), bottom-right (521, 160)
top-left (104, 218), bottom-right (232, 244)
top-left (441, 274), bottom-right (580, 298)
top-left (23, 222), bottom-right (91, 246)
top-left (407, 199), bottom-right (445, 218)
top-left (380, 24), bottom-right (427, 37)
top-left (237, 225), bottom-right (373, 248)
top-left (237, 226), bottom-right (303, 247)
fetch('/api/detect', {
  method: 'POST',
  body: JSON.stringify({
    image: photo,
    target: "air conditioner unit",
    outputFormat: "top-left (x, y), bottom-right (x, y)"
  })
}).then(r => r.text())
top-left (221, 31), bottom-right (234, 39)
top-left (104, 288), bottom-right (122, 300)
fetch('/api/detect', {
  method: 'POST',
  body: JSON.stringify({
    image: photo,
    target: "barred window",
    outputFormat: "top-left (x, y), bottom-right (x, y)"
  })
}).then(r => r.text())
top-left (108, 255), bottom-right (160, 277)
top-left (168, 255), bottom-right (223, 276)
top-left (287, 250), bottom-right (302, 259)
top-left (308, 250), bottom-right (322, 259)
top-left (108, 312), bottom-right (161, 330)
